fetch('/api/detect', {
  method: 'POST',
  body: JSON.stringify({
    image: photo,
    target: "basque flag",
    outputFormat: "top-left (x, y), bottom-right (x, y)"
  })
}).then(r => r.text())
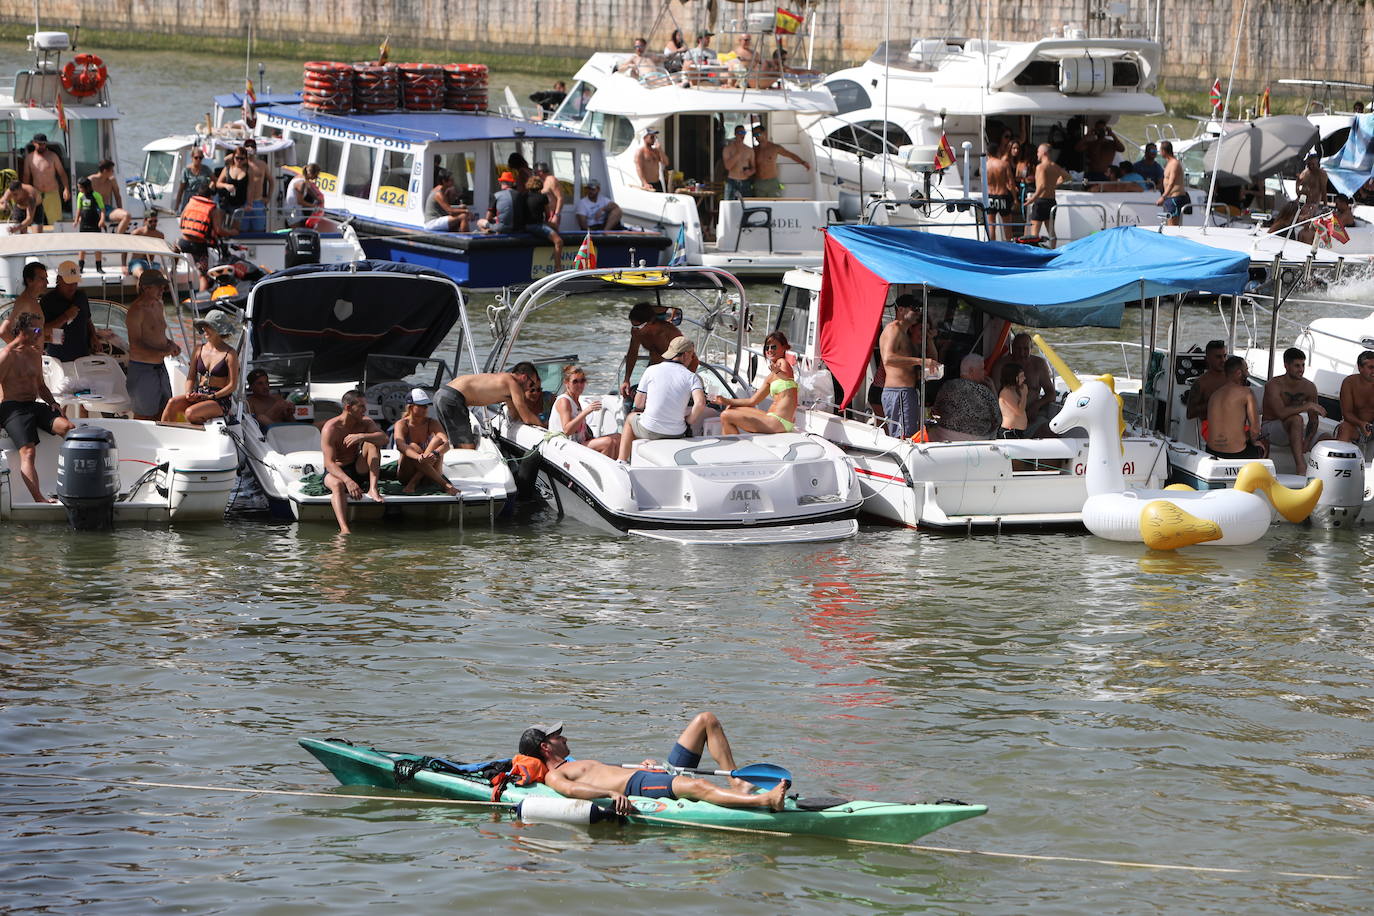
top-left (1209, 78), bottom-right (1222, 113)
top-left (573, 232), bottom-right (598, 269)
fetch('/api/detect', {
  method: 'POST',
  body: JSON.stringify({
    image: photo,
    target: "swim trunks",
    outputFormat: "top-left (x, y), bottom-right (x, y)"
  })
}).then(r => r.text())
top-left (433, 386), bottom-right (478, 447)
top-left (624, 768), bottom-right (677, 799)
top-left (1206, 443), bottom-right (1264, 459)
top-left (127, 360), bottom-right (172, 418)
top-left (752, 177), bottom-right (783, 198)
top-left (881, 386), bottom-right (920, 438)
top-left (1028, 199), bottom-right (1054, 223)
top-left (1163, 194), bottom-right (1190, 218)
top-left (987, 192), bottom-right (1013, 213)
top-left (0, 400), bottom-right (62, 447)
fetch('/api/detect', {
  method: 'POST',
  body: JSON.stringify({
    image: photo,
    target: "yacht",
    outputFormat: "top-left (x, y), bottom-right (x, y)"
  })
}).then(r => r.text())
top-left (549, 52), bottom-right (842, 275)
top-left (231, 260), bottom-right (514, 526)
top-left (480, 266), bottom-right (861, 543)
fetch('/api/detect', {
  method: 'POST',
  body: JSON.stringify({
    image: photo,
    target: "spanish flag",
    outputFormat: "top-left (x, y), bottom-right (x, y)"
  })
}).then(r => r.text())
top-left (933, 133), bottom-right (956, 171)
top-left (245, 78), bottom-right (257, 105)
top-left (573, 232), bottom-right (598, 270)
top-left (775, 7), bottom-right (804, 34)
top-left (55, 93), bottom-right (68, 133)
top-left (1260, 86), bottom-right (1271, 117)
top-left (378, 37), bottom-right (391, 66)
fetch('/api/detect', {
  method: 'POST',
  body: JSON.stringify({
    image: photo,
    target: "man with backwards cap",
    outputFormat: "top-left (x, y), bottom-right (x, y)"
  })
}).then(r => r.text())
top-left (518, 712), bottom-right (788, 816)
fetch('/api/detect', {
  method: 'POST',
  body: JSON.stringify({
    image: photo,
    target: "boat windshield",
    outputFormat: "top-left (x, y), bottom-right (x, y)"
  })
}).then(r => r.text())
top-left (142, 149), bottom-right (176, 186)
top-left (551, 81), bottom-right (595, 124)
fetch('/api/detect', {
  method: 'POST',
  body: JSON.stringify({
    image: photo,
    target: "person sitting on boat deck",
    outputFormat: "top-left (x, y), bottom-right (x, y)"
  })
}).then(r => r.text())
top-left (879, 295), bottom-right (941, 438)
top-left (618, 336), bottom-right (707, 461)
top-left (520, 176), bottom-right (564, 263)
top-left (1076, 120), bottom-right (1125, 182)
top-left (1115, 161), bottom-right (1152, 189)
top-left (985, 134), bottom-right (1015, 240)
top-left (478, 171), bottom-right (520, 233)
top-left (726, 33), bottom-right (755, 87)
top-left (1026, 143), bottom-right (1068, 240)
top-left (682, 30), bottom-right (718, 85)
top-left (553, 364), bottom-right (620, 456)
top-left (1153, 141), bottom-right (1189, 227)
top-left (1134, 143), bottom-right (1164, 189)
top-left (159, 309), bottom-right (239, 426)
top-left (20, 134), bottom-right (68, 226)
top-left (434, 368), bottom-right (545, 448)
top-left (1204, 356), bottom-right (1264, 460)
top-left (929, 354), bottom-right (1000, 442)
top-left (40, 261), bottom-right (96, 401)
top-left (123, 269), bottom-right (181, 420)
top-left (519, 711), bottom-right (788, 815)
top-left (239, 138), bottom-right (274, 232)
top-left (635, 128), bottom-right (671, 192)
top-left (518, 362), bottom-right (557, 425)
top-left (534, 162), bottom-right (565, 227)
top-left (991, 332), bottom-right (1056, 435)
top-left (214, 145), bottom-right (251, 226)
top-left (1261, 347), bottom-right (1325, 469)
top-left (245, 369), bottom-right (295, 428)
top-left (1, 179), bottom-right (40, 233)
top-left (750, 125), bottom-right (810, 199)
top-left (618, 37), bottom-right (657, 80)
top-left (177, 193), bottom-right (239, 292)
top-left (663, 28), bottom-right (688, 67)
top-left (620, 301), bottom-right (690, 397)
top-left (393, 388), bottom-right (463, 495)
top-left (1186, 339), bottom-right (1230, 421)
top-left (0, 312), bottom-right (76, 504)
top-left (1335, 350), bottom-right (1374, 446)
top-left (119, 213), bottom-right (165, 277)
top-left (1332, 193), bottom-right (1360, 228)
top-left (574, 179), bottom-right (623, 231)
top-left (997, 362), bottom-right (1029, 439)
top-left (175, 146), bottom-right (215, 213)
top-left (1297, 152), bottom-right (1329, 208)
top-left (321, 389), bottom-right (388, 533)
top-left (285, 163), bottom-right (325, 228)
top-left (0, 262), bottom-right (49, 344)
top-left (424, 167), bottom-right (470, 232)
top-left (713, 332), bottom-right (799, 434)
top-left (89, 159), bottom-right (131, 235)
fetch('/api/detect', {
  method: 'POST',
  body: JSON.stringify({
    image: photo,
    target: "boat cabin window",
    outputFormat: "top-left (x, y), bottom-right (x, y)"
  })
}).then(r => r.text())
top-left (824, 79), bottom-right (871, 116)
top-left (433, 151), bottom-right (476, 204)
top-left (579, 151), bottom-right (593, 190)
top-left (492, 140), bottom-right (536, 183)
top-left (142, 150), bottom-right (176, 187)
top-left (822, 121), bottom-right (911, 157)
top-left (315, 138), bottom-right (345, 193)
top-left (1013, 60), bottom-right (1060, 87)
top-left (774, 284), bottom-right (813, 351)
top-left (547, 149), bottom-right (576, 200)
top-left (551, 81), bottom-right (595, 123)
top-left (343, 143), bottom-right (377, 199)
top-left (601, 114), bottom-right (637, 156)
top-left (376, 149), bottom-right (414, 208)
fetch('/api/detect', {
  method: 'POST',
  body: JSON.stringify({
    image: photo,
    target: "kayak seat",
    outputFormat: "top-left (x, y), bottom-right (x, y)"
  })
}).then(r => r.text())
top-left (792, 795), bottom-right (852, 811)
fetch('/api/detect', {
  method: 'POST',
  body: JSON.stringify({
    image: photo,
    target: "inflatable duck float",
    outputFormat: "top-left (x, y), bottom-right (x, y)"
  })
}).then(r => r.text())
top-left (1036, 336), bottom-right (1322, 549)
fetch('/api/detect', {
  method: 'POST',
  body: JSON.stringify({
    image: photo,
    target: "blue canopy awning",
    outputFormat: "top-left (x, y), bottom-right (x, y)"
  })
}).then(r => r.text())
top-left (1324, 112), bottom-right (1374, 197)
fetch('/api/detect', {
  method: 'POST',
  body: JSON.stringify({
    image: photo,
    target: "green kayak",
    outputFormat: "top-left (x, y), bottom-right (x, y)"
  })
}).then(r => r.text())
top-left (299, 737), bottom-right (986, 845)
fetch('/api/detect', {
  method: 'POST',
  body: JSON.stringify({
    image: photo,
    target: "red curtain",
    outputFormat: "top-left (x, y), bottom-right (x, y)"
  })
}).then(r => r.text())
top-left (818, 232), bottom-right (890, 408)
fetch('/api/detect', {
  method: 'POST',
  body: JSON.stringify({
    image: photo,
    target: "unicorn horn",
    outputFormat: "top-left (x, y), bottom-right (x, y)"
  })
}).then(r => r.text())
top-left (1032, 334), bottom-right (1082, 392)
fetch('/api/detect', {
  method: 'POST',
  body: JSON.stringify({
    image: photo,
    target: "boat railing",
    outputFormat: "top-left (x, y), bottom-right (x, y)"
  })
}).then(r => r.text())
top-left (864, 196), bottom-right (989, 237)
top-left (1048, 201), bottom-right (1110, 234)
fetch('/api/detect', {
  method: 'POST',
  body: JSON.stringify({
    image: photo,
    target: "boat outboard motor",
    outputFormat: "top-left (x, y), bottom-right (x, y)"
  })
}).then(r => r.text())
top-left (56, 426), bottom-right (120, 530)
top-left (1306, 440), bottom-right (1366, 528)
top-left (285, 228), bottom-right (321, 268)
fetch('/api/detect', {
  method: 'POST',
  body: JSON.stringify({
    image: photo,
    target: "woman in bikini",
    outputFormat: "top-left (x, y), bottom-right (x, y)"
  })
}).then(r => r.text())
top-left (392, 390), bottom-right (460, 495)
top-left (160, 310), bottom-right (239, 424)
top-left (552, 364), bottom-right (619, 456)
top-left (713, 332), bottom-right (799, 434)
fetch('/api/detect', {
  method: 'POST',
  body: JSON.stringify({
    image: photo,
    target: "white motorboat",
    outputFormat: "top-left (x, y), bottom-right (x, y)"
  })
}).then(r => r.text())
top-left (550, 52), bottom-right (842, 275)
top-left (0, 233), bottom-right (238, 525)
top-left (770, 225), bottom-right (1259, 531)
top-left (481, 267), bottom-right (861, 543)
top-left (231, 260), bottom-right (514, 526)
top-left (801, 30), bottom-right (1204, 243)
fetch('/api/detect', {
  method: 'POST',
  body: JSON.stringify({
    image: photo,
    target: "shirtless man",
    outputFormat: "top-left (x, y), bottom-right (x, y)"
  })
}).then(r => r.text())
top-left (722, 125), bottom-right (755, 200)
top-left (1261, 347), bottom-right (1325, 470)
top-left (1205, 356), bottom-right (1263, 459)
top-left (239, 138), bottom-right (274, 232)
top-left (88, 160), bottom-right (131, 234)
top-left (1025, 143), bottom-right (1068, 241)
top-left (879, 295), bottom-right (940, 438)
top-left (1186, 339), bottom-right (1229, 421)
top-left (321, 389), bottom-right (388, 533)
top-left (1154, 141), bottom-right (1189, 227)
top-left (1, 180), bottom-right (40, 233)
top-left (0, 263), bottom-right (49, 342)
top-left (245, 368), bottom-right (295, 427)
top-left (519, 712), bottom-right (788, 816)
top-left (620, 301), bottom-right (686, 397)
top-left (619, 37), bottom-right (656, 79)
top-left (1296, 152), bottom-right (1328, 208)
top-left (985, 136), bottom-right (1015, 240)
top-left (534, 161), bottom-right (564, 227)
top-left (0, 313), bottom-right (75, 503)
top-left (1335, 349), bottom-right (1374, 445)
top-left (750, 126), bottom-right (810, 199)
top-left (433, 367), bottom-right (545, 448)
top-left (635, 128), bottom-right (670, 192)
top-left (992, 332), bottom-right (1055, 433)
top-left (1075, 119), bottom-right (1125, 181)
top-left (21, 134), bottom-right (69, 226)
top-left (123, 269), bottom-right (182, 419)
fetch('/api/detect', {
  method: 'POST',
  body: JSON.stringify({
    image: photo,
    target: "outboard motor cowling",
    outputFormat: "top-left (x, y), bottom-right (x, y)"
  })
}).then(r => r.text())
top-left (285, 228), bottom-right (321, 268)
top-left (56, 426), bottom-right (119, 530)
top-left (1306, 440), bottom-right (1366, 528)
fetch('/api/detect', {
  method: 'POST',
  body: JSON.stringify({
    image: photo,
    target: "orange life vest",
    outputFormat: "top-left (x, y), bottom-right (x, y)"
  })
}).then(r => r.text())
top-left (489, 753), bottom-right (550, 802)
top-left (180, 195), bottom-right (216, 243)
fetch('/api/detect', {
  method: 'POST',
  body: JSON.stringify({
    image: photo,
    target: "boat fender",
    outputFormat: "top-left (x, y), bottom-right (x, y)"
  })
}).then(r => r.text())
top-left (516, 796), bottom-right (618, 825)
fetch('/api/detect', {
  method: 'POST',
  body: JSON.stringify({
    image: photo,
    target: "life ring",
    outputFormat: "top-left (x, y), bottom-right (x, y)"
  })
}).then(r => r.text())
top-left (61, 53), bottom-right (108, 97)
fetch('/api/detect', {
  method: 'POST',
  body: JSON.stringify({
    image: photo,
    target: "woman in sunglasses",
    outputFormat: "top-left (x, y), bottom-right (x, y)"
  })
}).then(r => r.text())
top-left (713, 331), bottom-right (799, 434)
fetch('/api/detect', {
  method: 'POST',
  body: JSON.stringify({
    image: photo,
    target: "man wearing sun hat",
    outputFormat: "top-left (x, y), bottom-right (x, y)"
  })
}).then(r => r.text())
top-left (124, 268), bottom-right (182, 419)
top-left (479, 171), bottom-right (519, 233)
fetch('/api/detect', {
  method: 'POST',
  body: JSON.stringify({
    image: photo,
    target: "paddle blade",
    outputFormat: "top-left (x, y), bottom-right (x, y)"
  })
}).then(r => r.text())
top-left (733, 763), bottom-right (791, 789)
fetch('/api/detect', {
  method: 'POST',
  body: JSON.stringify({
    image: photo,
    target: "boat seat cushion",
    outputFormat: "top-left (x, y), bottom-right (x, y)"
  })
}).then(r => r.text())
top-left (633, 433), bottom-right (828, 467)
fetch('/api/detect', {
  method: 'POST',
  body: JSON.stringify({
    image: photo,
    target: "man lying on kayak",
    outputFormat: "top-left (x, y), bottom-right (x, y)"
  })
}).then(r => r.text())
top-left (519, 711), bottom-right (789, 815)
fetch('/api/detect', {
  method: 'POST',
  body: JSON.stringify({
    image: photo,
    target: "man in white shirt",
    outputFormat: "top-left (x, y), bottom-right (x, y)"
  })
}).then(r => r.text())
top-left (618, 336), bottom-right (706, 461)
top-left (574, 179), bottom-right (623, 230)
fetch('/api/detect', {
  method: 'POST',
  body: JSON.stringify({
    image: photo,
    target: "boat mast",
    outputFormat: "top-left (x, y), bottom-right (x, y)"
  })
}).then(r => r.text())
top-left (1202, 0), bottom-right (1251, 233)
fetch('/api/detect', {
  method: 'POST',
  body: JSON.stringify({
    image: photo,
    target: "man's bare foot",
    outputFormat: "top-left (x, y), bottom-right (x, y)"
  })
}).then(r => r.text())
top-left (761, 780), bottom-right (789, 812)
top-left (368, 488), bottom-right (384, 503)
top-left (445, 484), bottom-right (460, 497)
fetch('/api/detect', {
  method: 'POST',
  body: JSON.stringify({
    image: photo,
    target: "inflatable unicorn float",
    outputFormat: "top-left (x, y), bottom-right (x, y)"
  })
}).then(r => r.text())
top-left (1036, 336), bottom-right (1322, 550)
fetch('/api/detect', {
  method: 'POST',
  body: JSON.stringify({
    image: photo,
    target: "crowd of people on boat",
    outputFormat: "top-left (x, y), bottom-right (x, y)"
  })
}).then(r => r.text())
top-left (616, 29), bottom-right (797, 89)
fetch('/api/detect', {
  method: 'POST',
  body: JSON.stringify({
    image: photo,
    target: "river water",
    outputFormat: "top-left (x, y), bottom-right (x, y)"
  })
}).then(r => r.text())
top-left (3, 44), bottom-right (1374, 914)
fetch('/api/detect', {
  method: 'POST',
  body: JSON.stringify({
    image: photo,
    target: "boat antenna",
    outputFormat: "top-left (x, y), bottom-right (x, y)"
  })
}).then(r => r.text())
top-left (880, 0), bottom-right (891, 195)
top-left (1202, 0), bottom-right (1251, 235)
top-left (979, 0), bottom-right (991, 228)
top-left (244, 21), bottom-right (253, 86)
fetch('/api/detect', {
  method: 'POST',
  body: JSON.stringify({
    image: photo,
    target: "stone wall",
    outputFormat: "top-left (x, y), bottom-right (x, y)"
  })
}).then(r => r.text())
top-left (9, 0), bottom-right (1373, 86)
